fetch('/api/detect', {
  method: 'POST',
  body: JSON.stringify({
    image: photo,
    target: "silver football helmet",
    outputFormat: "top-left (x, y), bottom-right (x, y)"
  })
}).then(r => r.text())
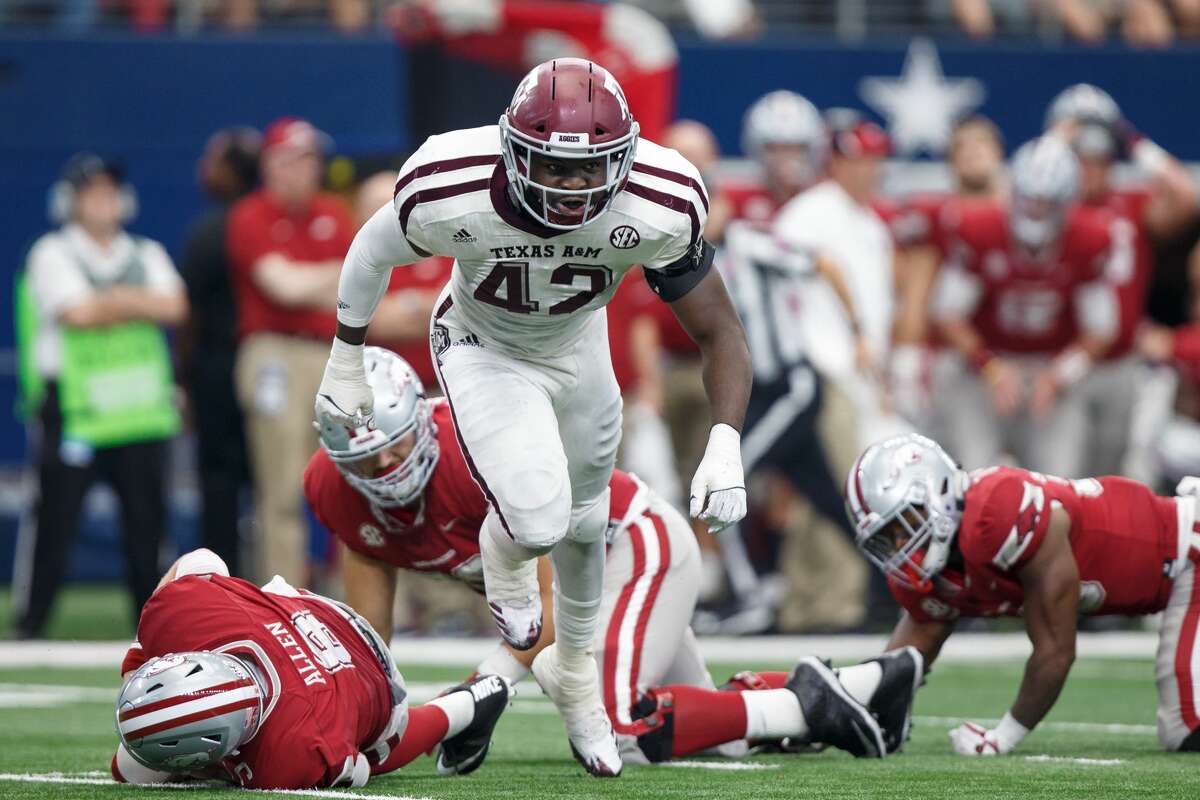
top-left (316, 347), bottom-right (438, 508)
top-left (1044, 83), bottom-right (1121, 130)
top-left (844, 434), bottom-right (968, 590)
top-left (1009, 136), bottom-right (1080, 252)
top-left (117, 651), bottom-right (263, 773)
top-left (741, 90), bottom-right (826, 186)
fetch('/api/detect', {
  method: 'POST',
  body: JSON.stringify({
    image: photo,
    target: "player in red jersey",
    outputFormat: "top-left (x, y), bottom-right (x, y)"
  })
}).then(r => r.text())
top-left (110, 548), bottom-right (512, 789)
top-left (1044, 84), bottom-right (1199, 478)
top-left (705, 90), bottom-right (826, 243)
top-left (307, 347), bottom-right (925, 764)
top-left (932, 136), bottom-right (1122, 478)
top-left (845, 433), bottom-right (1200, 754)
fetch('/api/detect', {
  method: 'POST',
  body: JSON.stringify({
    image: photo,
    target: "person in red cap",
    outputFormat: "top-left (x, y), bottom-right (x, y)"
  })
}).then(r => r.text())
top-left (227, 117), bottom-right (356, 586)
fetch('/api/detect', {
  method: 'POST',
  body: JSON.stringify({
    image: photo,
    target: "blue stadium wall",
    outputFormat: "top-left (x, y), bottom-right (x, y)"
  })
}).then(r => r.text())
top-left (0, 33), bottom-right (1196, 579)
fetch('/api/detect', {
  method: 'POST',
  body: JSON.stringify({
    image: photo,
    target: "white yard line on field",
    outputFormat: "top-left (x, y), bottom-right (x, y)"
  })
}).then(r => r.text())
top-left (0, 632), bottom-right (1160, 668)
top-left (1025, 755), bottom-right (1125, 766)
top-left (660, 761), bottom-right (780, 771)
top-left (0, 772), bottom-right (433, 800)
top-left (916, 716), bottom-right (1156, 736)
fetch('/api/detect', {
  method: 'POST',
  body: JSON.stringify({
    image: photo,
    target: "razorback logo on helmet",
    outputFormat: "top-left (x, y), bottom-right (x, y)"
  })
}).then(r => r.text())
top-left (142, 654), bottom-right (187, 677)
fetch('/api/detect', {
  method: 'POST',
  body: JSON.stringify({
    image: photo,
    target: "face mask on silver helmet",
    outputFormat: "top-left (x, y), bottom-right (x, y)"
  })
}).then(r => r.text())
top-left (1009, 136), bottom-right (1080, 252)
top-left (844, 433), bottom-right (968, 592)
top-left (117, 651), bottom-right (263, 773)
top-left (315, 347), bottom-right (439, 508)
top-left (741, 90), bottom-right (826, 186)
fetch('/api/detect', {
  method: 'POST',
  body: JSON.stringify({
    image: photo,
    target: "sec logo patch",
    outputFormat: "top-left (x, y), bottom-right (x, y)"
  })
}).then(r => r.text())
top-left (610, 225), bottom-right (640, 249)
top-left (359, 523), bottom-right (385, 548)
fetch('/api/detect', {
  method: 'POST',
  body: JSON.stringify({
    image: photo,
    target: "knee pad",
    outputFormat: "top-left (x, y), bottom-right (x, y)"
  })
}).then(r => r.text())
top-left (500, 466), bottom-right (571, 551)
top-left (566, 487), bottom-right (611, 544)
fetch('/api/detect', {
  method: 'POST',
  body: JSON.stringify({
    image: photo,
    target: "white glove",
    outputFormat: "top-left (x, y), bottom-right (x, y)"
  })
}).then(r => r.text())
top-left (315, 338), bottom-right (374, 428)
top-left (948, 713), bottom-right (1028, 756)
top-left (689, 423), bottom-right (747, 534)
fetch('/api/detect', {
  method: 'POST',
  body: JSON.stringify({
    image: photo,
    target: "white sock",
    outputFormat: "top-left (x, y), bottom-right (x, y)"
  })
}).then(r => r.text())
top-left (741, 688), bottom-right (808, 740)
top-left (834, 662), bottom-right (883, 707)
top-left (428, 690), bottom-right (476, 739)
top-left (475, 645), bottom-right (531, 684)
top-left (550, 538), bottom-right (605, 654)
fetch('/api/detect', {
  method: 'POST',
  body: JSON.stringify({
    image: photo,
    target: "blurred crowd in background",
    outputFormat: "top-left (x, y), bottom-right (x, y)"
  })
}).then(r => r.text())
top-left (6, 0), bottom-right (1200, 641)
top-left (7, 0), bottom-right (1200, 45)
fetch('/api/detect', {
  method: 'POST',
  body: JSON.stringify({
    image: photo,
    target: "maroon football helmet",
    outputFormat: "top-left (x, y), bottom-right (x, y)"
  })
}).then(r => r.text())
top-left (499, 58), bottom-right (639, 230)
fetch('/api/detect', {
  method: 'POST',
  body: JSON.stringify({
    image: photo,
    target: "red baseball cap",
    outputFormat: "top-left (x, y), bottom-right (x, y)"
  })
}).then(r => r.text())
top-left (261, 117), bottom-right (332, 156)
top-left (832, 120), bottom-right (891, 158)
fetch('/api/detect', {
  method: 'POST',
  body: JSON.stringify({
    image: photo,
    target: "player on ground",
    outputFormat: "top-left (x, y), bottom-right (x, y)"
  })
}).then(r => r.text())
top-left (845, 433), bottom-right (1200, 754)
top-left (307, 348), bottom-right (917, 764)
top-left (314, 58), bottom-right (751, 776)
top-left (931, 135), bottom-right (1121, 477)
top-left (110, 548), bottom-right (511, 788)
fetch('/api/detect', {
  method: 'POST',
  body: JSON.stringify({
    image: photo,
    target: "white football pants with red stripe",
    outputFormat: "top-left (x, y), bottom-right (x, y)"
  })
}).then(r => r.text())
top-left (594, 489), bottom-right (717, 760)
top-left (1156, 505), bottom-right (1200, 751)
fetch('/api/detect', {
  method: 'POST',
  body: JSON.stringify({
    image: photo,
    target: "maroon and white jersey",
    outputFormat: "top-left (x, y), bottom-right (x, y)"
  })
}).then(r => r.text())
top-left (890, 467), bottom-right (1183, 624)
top-left (121, 575), bottom-right (400, 789)
top-left (1087, 187), bottom-right (1152, 360)
top-left (305, 398), bottom-right (651, 584)
top-left (932, 201), bottom-right (1120, 355)
top-left (341, 125), bottom-right (707, 359)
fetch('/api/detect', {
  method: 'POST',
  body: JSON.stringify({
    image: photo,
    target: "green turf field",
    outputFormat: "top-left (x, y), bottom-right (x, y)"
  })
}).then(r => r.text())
top-left (1, 658), bottom-right (1197, 799)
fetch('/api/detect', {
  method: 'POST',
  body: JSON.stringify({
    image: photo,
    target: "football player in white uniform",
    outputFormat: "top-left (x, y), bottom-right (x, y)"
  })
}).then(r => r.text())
top-left (315, 58), bottom-right (752, 777)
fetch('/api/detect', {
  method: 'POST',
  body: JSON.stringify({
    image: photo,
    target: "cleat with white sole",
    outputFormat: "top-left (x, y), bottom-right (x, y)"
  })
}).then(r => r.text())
top-left (532, 644), bottom-right (622, 777)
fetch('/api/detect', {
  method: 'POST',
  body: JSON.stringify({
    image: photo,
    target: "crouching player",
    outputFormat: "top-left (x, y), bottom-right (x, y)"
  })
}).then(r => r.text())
top-left (845, 432), bottom-right (1200, 755)
top-left (307, 347), bottom-right (923, 764)
top-left (111, 548), bottom-right (511, 789)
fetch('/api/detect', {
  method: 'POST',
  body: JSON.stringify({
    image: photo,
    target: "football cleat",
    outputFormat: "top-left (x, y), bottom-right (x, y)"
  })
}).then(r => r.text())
top-left (786, 656), bottom-right (886, 758)
top-left (532, 644), bottom-right (622, 777)
top-left (436, 674), bottom-right (513, 776)
top-left (479, 533), bottom-right (542, 650)
top-left (858, 646), bottom-right (924, 753)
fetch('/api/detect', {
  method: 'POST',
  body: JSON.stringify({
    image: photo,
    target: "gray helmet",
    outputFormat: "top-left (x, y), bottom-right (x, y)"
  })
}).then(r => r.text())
top-left (316, 347), bottom-right (439, 507)
top-left (1044, 83), bottom-right (1121, 130)
top-left (1009, 136), bottom-right (1080, 251)
top-left (741, 90), bottom-right (826, 181)
top-left (117, 651), bottom-right (263, 773)
top-left (844, 433), bottom-right (967, 590)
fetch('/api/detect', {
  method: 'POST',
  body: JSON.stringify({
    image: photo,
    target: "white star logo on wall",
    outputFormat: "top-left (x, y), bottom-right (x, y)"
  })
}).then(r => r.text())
top-left (859, 38), bottom-right (985, 156)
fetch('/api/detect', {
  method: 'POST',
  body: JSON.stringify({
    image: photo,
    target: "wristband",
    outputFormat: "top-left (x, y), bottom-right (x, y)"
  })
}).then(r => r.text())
top-left (1052, 348), bottom-right (1092, 387)
top-left (708, 423), bottom-right (742, 453)
top-left (995, 711), bottom-right (1031, 748)
top-left (328, 336), bottom-right (365, 375)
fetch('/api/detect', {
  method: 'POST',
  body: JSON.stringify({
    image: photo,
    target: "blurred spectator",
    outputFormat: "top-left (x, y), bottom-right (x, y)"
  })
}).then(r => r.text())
top-left (12, 154), bottom-right (187, 638)
top-left (1052, 0), bottom-right (1174, 46)
top-left (177, 127), bottom-right (261, 578)
top-left (932, 136), bottom-right (1120, 477)
top-left (390, 0), bottom-right (678, 141)
top-left (227, 117), bottom-right (355, 585)
top-left (1045, 84), bottom-right (1199, 481)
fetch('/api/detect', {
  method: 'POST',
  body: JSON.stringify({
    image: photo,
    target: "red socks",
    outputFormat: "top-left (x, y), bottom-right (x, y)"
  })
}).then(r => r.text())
top-left (660, 685), bottom-right (749, 757)
top-left (371, 705), bottom-right (450, 775)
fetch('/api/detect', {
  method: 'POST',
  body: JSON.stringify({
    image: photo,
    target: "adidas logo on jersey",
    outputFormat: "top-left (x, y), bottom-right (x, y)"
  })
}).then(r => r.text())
top-left (470, 674), bottom-right (506, 702)
top-left (452, 228), bottom-right (476, 243)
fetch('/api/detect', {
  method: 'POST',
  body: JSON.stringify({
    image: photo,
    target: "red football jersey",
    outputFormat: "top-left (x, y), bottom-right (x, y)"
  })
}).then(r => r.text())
top-left (122, 575), bottom-right (396, 789)
top-left (1087, 188), bottom-right (1152, 360)
top-left (886, 192), bottom-right (950, 248)
top-left (940, 201), bottom-right (1114, 354)
top-left (890, 467), bottom-right (1181, 624)
top-left (720, 180), bottom-right (783, 228)
top-left (304, 399), bottom-right (646, 586)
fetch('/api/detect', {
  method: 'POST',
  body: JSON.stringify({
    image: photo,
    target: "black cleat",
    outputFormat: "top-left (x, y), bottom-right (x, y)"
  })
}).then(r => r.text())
top-left (858, 646), bottom-right (924, 754)
top-left (436, 674), bottom-right (512, 776)
top-left (786, 656), bottom-right (886, 758)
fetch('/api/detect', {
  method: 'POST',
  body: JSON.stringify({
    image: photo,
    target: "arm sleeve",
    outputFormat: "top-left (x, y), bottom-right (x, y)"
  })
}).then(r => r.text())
top-left (335, 203), bottom-right (423, 328)
top-left (960, 473), bottom-right (1052, 574)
